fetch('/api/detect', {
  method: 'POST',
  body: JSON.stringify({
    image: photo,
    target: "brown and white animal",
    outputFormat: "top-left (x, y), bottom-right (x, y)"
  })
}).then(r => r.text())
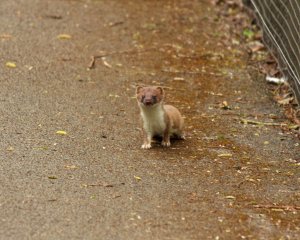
top-left (136, 86), bottom-right (184, 149)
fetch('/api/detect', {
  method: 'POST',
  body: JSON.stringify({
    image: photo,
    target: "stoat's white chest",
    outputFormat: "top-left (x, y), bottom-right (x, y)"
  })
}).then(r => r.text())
top-left (140, 104), bottom-right (166, 136)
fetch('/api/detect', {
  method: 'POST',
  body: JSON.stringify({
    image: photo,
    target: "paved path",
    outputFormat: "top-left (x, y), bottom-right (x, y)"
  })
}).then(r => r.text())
top-left (0, 0), bottom-right (299, 239)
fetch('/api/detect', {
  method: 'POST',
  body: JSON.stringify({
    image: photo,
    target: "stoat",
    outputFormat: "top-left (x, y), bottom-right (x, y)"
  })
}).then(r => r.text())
top-left (136, 86), bottom-right (184, 149)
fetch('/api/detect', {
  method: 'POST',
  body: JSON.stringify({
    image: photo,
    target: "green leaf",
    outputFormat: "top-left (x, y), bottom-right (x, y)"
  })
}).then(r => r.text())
top-left (243, 29), bottom-right (254, 38)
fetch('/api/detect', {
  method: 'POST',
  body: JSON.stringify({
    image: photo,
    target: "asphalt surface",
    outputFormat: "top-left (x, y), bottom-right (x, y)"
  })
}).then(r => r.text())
top-left (0, 0), bottom-right (299, 239)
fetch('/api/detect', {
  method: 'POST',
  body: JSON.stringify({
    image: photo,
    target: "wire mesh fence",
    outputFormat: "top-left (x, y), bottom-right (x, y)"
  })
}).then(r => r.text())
top-left (244, 0), bottom-right (300, 103)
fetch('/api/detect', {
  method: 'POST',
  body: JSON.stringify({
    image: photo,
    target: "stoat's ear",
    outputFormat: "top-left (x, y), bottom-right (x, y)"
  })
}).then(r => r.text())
top-left (136, 86), bottom-right (143, 95)
top-left (156, 86), bottom-right (164, 96)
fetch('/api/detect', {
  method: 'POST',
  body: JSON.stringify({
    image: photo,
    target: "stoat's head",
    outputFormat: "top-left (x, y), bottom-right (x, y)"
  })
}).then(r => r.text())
top-left (136, 86), bottom-right (164, 107)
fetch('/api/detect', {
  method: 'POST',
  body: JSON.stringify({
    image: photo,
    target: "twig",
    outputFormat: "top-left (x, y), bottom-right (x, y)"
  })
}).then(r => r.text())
top-left (161, 68), bottom-right (202, 75)
top-left (206, 146), bottom-right (232, 150)
top-left (88, 48), bottom-right (155, 69)
top-left (44, 14), bottom-right (63, 20)
top-left (253, 204), bottom-right (300, 211)
top-left (87, 183), bottom-right (113, 187)
top-left (88, 55), bottom-right (96, 69)
top-left (101, 58), bottom-right (112, 68)
top-left (112, 194), bottom-right (121, 199)
top-left (108, 21), bottom-right (124, 27)
top-left (85, 182), bottom-right (125, 187)
top-left (176, 53), bottom-right (223, 60)
top-left (240, 118), bottom-right (288, 126)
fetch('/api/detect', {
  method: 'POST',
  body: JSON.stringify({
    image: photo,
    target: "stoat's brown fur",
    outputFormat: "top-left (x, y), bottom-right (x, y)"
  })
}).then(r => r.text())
top-left (136, 86), bottom-right (184, 149)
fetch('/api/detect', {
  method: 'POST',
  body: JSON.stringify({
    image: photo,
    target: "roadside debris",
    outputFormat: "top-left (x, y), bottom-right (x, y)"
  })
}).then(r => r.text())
top-left (83, 182), bottom-right (125, 187)
top-left (241, 118), bottom-right (299, 130)
top-left (266, 75), bottom-right (286, 85)
top-left (241, 118), bottom-right (287, 127)
top-left (44, 14), bottom-right (63, 20)
top-left (220, 101), bottom-right (231, 110)
top-left (5, 62), bottom-right (16, 68)
top-left (218, 153), bottom-right (233, 157)
top-left (252, 204), bottom-right (300, 211)
top-left (101, 57), bottom-right (112, 68)
top-left (56, 130), bottom-right (67, 135)
top-left (88, 48), bottom-right (154, 69)
top-left (225, 196), bottom-right (236, 200)
top-left (48, 176), bottom-right (58, 179)
top-left (57, 34), bottom-right (72, 40)
top-left (64, 165), bottom-right (78, 170)
top-left (134, 176), bottom-right (141, 181)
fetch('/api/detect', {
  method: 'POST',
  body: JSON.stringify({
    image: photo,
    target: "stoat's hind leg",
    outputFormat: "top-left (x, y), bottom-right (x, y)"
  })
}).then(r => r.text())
top-left (174, 130), bottom-right (185, 140)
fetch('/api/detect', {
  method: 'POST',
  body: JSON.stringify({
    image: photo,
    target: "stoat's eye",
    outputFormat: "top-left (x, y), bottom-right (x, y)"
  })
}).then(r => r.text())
top-left (152, 96), bottom-right (157, 102)
top-left (141, 95), bottom-right (145, 101)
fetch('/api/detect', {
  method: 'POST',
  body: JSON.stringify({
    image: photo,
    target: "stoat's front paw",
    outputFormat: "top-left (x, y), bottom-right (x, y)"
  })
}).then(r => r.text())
top-left (179, 134), bottom-right (186, 140)
top-left (161, 141), bottom-right (171, 147)
top-left (141, 143), bottom-right (152, 149)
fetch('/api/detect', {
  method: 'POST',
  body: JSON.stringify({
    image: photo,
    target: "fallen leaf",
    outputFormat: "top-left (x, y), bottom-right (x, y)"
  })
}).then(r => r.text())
top-left (271, 208), bottom-right (284, 212)
top-left (134, 176), bottom-right (141, 181)
top-left (48, 176), bottom-right (58, 179)
top-left (220, 101), bottom-right (231, 110)
top-left (57, 34), bottom-right (72, 40)
top-left (225, 196), bottom-right (236, 199)
top-left (173, 77), bottom-right (185, 81)
top-left (218, 153), bottom-right (233, 157)
top-left (6, 62), bottom-right (16, 68)
top-left (247, 41), bottom-right (265, 53)
top-left (64, 165), bottom-right (78, 169)
top-left (243, 29), bottom-right (254, 39)
top-left (277, 97), bottom-right (293, 105)
top-left (56, 130), bottom-right (67, 135)
top-left (288, 125), bottom-right (299, 130)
